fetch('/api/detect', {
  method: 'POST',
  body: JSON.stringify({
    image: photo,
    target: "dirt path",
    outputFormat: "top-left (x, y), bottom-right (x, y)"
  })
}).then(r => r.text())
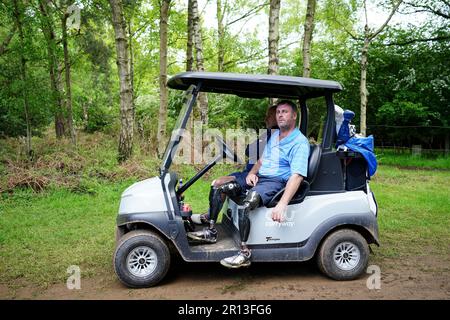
top-left (2, 253), bottom-right (449, 300)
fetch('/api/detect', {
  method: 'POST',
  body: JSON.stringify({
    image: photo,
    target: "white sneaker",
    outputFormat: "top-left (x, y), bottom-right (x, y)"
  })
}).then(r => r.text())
top-left (220, 250), bottom-right (251, 268)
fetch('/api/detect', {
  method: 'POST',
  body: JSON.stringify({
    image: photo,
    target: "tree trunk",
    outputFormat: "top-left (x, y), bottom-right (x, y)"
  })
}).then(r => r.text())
top-left (186, 0), bottom-right (194, 71)
top-left (158, 0), bottom-right (170, 157)
top-left (55, 66), bottom-right (66, 138)
top-left (359, 0), bottom-right (402, 137)
top-left (128, 19), bottom-right (135, 107)
top-left (192, 0), bottom-right (208, 125)
top-left (185, 0), bottom-right (194, 140)
top-left (302, 0), bottom-right (316, 78)
top-left (13, 0), bottom-right (32, 159)
top-left (217, 0), bottom-right (225, 72)
top-left (61, 13), bottom-right (76, 146)
top-left (38, 0), bottom-right (65, 138)
top-left (82, 101), bottom-right (89, 130)
top-left (268, 0), bottom-right (280, 76)
top-left (360, 28), bottom-right (370, 137)
top-left (268, 0), bottom-right (281, 106)
top-left (109, 0), bottom-right (134, 163)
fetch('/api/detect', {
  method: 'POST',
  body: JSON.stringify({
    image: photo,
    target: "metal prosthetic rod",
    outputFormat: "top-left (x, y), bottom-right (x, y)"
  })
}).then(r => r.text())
top-left (238, 190), bottom-right (261, 243)
top-left (208, 181), bottom-right (242, 228)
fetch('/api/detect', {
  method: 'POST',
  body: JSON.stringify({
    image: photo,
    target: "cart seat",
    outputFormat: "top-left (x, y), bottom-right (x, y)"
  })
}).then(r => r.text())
top-left (266, 144), bottom-right (322, 208)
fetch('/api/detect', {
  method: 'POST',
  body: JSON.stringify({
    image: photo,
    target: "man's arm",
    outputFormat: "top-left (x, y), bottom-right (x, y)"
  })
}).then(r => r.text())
top-left (249, 159), bottom-right (262, 175)
top-left (246, 159), bottom-right (262, 186)
top-left (271, 173), bottom-right (303, 222)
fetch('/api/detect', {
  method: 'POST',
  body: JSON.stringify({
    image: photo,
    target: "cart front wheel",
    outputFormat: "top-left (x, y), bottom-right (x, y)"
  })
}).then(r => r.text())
top-left (114, 230), bottom-right (170, 288)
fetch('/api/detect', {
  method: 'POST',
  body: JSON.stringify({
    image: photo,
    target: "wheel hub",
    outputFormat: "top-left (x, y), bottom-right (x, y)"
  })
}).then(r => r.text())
top-left (126, 246), bottom-right (158, 277)
top-left (333, 241), bottom-right (361, 271)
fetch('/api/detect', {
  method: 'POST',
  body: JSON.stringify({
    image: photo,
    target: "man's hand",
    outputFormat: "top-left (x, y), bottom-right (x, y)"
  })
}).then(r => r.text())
top-left (246, 173), bottom-right (259, 187)
top-left (271, 202), bottom-right (287, 222)
top-left (272, 174), bottom-right (303, 223)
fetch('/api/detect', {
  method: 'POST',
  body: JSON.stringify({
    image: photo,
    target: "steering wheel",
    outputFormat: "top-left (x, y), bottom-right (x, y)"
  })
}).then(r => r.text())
top-left (214, 134), bottom-right (244, 164)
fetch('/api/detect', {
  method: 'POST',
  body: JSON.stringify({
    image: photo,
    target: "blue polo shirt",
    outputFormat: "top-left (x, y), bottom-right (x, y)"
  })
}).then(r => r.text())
top-left (258, 128), bottom-right (309, 182)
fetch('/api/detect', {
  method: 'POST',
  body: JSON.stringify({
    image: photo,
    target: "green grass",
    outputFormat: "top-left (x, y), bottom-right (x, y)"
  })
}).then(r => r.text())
top-left (376, 149), bottom-right (450, 170)
top-left (370, 166), bottom-right (450, 260)
top-left (0, 181), bottom-right (133, 288)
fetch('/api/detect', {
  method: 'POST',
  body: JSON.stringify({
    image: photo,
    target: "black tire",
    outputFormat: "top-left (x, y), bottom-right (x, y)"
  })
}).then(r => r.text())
top-left (113, 230), bottom-right (171, 288)
top-left (317, 229), bottom-right (369, 281)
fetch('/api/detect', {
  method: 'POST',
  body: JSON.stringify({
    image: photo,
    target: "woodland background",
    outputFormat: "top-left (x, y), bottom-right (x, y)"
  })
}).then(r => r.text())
top-left (0, 0), bottom-right (448, 164)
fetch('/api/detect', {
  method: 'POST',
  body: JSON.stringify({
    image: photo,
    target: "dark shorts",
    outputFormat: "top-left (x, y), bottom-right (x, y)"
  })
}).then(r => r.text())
top-left (228, 170), bottom-right (249, 189)
top-left (228, 171), bottom-right (286, 206)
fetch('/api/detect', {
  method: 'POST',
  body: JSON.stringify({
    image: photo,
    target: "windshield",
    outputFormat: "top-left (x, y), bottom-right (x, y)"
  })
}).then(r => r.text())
top-left (160, 85), bottom-right (197, 175)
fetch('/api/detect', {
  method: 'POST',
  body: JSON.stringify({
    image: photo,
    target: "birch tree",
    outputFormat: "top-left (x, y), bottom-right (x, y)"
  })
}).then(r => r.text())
top-left (216, 0), bottom-right (226, 71)
top-left (13, 0), bottom-right (32, 158)
top-left (109, 0), bottom-right (134, 162)
top-left (121, 3), bottom-right (138, 143)
top-left (61, 7), bottom-right (76, 145)
top-left (328, 0), bottom-right (403, 136)
top-left (181, 0), bottom-right (192, 136)
top-left (268, 0), bottom-right (281, 106)
top-left (268, 0), bottom-right (281, 76)
top-left (192, 0), bottom-right (208, 124)
top-left (302, 0), bottom-right (317, 78)
top-left (157, 0), bottom-right (170, 156)
top-left (186, 0), bottom-right (194, 71)
top-left (38, 0), bottom-right (65, 138)
top-left (358, 0), bottom-right (402, 136)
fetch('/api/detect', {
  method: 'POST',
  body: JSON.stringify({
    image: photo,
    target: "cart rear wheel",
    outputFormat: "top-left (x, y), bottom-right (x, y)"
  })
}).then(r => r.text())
top-left (317, 229), bottom-right (369, 281)
top-left (114, 230), bottom-right (170, 288)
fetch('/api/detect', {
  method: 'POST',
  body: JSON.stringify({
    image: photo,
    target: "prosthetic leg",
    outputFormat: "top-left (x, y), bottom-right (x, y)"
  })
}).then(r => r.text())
top-left (238, 191), bottom-right (261, 244)
top-left (187, 181), bottom-right (242, 243)
top-left (221, 190), bottom-right (261, 268)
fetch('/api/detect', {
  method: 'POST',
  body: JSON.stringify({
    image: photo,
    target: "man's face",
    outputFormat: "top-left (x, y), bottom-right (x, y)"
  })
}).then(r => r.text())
top-left (276, 104), bottom-right (297, 130)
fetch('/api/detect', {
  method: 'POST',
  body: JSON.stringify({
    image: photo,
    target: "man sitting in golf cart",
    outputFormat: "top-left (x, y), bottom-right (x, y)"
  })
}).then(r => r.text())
top-left (190, 105), bottom-right (278, 226)
top-left (188, 100), bottom-right (310, 268)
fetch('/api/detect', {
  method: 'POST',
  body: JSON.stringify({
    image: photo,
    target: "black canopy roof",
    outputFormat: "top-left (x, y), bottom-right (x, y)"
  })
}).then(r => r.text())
top-left (167, 72), bottom-right (342, 99)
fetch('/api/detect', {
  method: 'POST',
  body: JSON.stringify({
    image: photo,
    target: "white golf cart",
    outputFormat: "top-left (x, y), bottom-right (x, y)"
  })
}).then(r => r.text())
top-left (113, 72), bottom-right (379, 288)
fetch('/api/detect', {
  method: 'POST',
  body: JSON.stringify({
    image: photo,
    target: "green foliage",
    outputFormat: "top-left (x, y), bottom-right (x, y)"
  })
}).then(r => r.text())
top-left (72, 65), bottom-right (116, 133)
top-left (367, 36), bottom-right (449, 146)
top-left (208, 94), bottom-right (268, 130)
top-left (376, 99), bottom-right (440, 145)
top-left (0, 1), bottom-right (53, 137)
top-left (0, 0), bottom-right (448, 149)
top-left (377, 99), bottom-right (434, 126)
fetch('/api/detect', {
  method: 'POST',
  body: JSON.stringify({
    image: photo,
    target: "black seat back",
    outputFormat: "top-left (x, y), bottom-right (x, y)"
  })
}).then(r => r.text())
top-left (307, 144), bottom-right (322, 184)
